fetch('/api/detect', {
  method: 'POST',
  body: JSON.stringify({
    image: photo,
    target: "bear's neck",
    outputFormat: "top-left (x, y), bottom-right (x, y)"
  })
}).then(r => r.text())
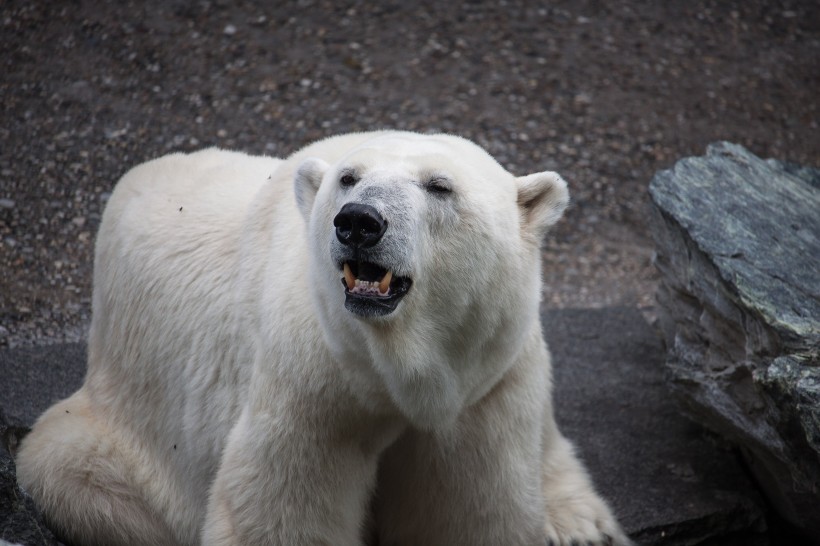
top-left (354, 306), bottom-right (535, 430)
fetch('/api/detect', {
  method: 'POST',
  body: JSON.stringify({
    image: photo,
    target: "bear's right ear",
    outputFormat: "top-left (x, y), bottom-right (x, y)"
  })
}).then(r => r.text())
top-left (294, 157), bottom-right (330, 220)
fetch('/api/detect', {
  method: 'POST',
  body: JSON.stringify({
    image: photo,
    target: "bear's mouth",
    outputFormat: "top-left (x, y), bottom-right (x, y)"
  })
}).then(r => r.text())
top-left (339, 260), bottom-right (412, 318)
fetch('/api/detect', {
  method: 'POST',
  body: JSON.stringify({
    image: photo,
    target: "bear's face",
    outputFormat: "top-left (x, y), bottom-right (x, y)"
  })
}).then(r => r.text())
top-left (296, 133), bottom-right (567, 321)
top-left (311, 136), bottom-right (470, 319)
top-left (294, 132), bottom-right (568, 426)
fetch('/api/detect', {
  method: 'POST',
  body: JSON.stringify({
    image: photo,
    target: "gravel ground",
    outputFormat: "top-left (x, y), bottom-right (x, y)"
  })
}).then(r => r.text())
top-left (1, 0), bottom-right (818, 348)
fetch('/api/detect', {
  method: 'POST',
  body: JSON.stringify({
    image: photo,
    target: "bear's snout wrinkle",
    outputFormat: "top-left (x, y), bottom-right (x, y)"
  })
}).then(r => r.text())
top-left (334, 203), bottom-right (388, 248)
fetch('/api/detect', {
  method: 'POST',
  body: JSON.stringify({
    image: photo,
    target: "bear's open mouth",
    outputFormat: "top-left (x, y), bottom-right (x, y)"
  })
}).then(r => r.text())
top-left (339, 261), bottom-right (412, 317)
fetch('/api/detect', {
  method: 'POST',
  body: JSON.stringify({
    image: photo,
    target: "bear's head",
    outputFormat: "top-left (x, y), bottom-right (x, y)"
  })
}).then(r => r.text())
top-left (294, 132), bottom-right (568, 427)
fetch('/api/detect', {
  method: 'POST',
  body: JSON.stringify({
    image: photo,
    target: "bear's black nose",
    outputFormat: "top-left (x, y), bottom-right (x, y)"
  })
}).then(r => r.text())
top-left (334, 203), bottom-right (388, 248)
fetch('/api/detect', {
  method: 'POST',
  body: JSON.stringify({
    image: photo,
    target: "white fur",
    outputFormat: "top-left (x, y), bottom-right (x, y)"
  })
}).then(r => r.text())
top-left (17, 132), bottom-right (630, 546)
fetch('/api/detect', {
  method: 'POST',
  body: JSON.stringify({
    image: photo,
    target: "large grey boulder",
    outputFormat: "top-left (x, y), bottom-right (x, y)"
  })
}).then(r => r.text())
top-left (649, 142), bottom-right (820, 540)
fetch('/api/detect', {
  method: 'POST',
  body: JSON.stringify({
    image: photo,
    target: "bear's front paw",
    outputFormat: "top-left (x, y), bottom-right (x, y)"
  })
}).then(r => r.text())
top-left (544, 494), bottom-right (632, 546)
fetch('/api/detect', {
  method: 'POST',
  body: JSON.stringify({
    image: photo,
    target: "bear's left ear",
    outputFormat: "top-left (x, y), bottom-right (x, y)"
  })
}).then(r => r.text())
top-left (294, 157), bottom-right (330, 220)
top-left (516, 171), bottom-right (570, 241)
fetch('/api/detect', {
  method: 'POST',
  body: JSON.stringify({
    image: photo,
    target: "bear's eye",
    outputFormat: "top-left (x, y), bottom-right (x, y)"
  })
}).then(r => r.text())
top-left (340, 174), bottom-right (357, 187)
top-left (425, 178), bottom-right (452, 195)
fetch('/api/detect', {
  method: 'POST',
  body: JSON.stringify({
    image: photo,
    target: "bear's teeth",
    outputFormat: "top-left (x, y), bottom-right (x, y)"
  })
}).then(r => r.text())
top-left (343, 263), bottom-right (392, 296)
top-left (378, 270), bottom-right (392, 294)
top-left (343, 263), bottom-right (355, 290)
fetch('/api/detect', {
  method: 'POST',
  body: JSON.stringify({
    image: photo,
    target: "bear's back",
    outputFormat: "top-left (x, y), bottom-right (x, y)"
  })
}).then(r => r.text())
top-left (83, 149), bottom-right (286, 513)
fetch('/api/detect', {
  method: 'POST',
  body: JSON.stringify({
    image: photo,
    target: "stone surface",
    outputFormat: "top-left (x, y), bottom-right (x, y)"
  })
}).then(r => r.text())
top-left (0, 344), bottom-right (86, 427)
top-left (649, 142), bottom-right (820, 540)
top-left (545, 307), bottom-right (768, 546)
top-left (0, 345), bottom-right (82, 546)
top-left (0, 308), bottom-right (776, 544)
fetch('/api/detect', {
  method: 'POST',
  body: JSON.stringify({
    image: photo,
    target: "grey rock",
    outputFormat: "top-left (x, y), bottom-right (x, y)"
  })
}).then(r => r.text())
top-left (649, 142), bottom-right (820, 539)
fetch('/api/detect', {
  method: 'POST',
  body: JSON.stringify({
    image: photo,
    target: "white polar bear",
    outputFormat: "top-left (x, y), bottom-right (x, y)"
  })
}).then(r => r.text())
top-left (17, 131), bottom-right (630, 546)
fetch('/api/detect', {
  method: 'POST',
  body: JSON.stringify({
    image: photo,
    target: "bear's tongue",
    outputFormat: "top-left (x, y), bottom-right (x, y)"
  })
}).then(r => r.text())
top-left (343, 262), bottom-right (392, 296)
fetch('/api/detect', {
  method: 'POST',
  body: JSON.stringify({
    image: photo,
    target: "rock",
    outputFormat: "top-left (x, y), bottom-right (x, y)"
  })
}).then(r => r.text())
top-left (59, 81), bottom-right (94, 105)
top-left (649, 142), bottom-right (820, 540)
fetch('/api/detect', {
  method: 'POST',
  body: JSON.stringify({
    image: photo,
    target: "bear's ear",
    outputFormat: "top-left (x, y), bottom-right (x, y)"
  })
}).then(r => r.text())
top-left (516, 171), bottom-right (569, 241)
top-left (294, 157), bottom-right (330, 220)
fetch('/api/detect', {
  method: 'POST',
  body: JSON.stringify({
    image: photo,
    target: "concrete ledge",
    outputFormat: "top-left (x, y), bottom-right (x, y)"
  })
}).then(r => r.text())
top-left (1, 308), bottom-right (772, 545)
top-left (545, 307), bottom-right (767, 545)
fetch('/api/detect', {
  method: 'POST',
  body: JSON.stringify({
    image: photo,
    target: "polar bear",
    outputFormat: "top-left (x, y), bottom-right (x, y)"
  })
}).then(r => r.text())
top-left (17, 131), bottom-right (629, 546)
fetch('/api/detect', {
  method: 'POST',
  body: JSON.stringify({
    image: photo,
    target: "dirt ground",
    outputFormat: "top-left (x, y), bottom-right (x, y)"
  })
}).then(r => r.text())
top-left (1, 0), bottom-right (818, 347)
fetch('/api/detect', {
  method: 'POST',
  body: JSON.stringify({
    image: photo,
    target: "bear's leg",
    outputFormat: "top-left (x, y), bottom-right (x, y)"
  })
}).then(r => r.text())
top-left (16, 391), bottom-right (180, 546)
top-left (202, 407), bottom-right (388, 546)
top-left (540, 427), bottom-right (632, 546)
